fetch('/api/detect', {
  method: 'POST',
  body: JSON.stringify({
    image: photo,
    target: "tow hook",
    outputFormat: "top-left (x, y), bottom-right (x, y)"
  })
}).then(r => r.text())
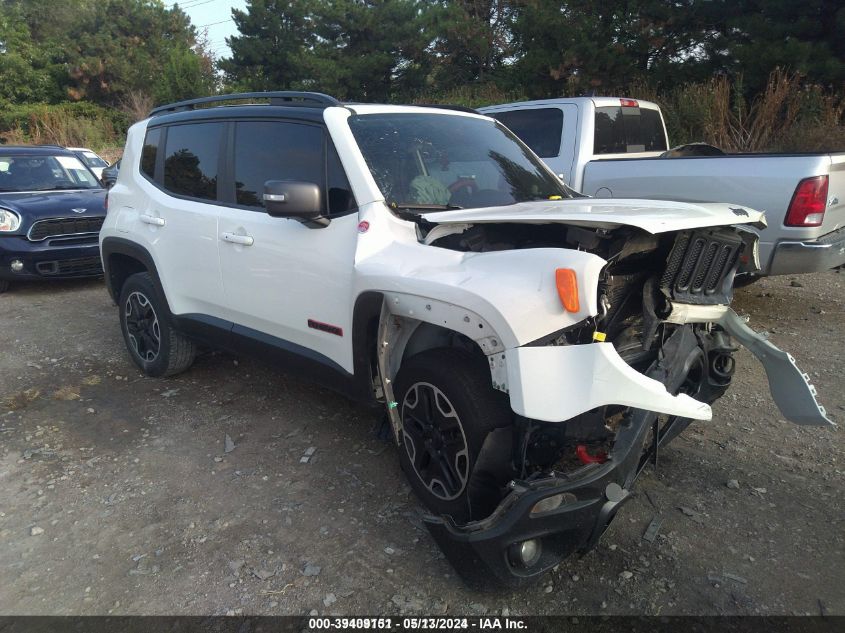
top-left (576, 444), bottom-right (608, 464)
top-left (582, 482), bottom-right (630, 552)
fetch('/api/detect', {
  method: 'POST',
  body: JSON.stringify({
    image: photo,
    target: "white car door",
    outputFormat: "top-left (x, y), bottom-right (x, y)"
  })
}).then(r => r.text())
top-left (132, 122), bottom-right (224, 316)
top-left (216, 119), bottom-right (359, 372)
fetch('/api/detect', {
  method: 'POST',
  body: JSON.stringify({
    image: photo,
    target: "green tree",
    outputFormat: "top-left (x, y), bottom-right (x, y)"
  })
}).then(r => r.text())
top-left (308, 0), bottom-right (434, 101)
top-left (219, 0), bottom-right (317, 91)
top-left (0, 4), bottom-right (61, 104)
top-left (221, 0), bottom-right (434, 101)
top-left (425, 0), bottom-right (516, 88)
top-left (703, 0), bottom-right (845, 95)
top-left (509, 1), bottom-right (721, 97)
top-left (1, 0), bottom-right (215, 107)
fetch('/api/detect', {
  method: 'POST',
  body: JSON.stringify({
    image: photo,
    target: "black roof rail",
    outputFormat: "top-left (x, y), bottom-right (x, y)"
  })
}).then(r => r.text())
top-left (149, 91), bottom-right (341, 117)
top-left (0, 144), bottom-right (67, 150)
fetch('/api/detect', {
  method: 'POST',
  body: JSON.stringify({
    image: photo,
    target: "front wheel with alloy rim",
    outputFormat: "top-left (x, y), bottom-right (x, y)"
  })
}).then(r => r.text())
top-left (118, 272), bottom-right (196, 377)
top-left (393, 348), bottom-right (514, 524)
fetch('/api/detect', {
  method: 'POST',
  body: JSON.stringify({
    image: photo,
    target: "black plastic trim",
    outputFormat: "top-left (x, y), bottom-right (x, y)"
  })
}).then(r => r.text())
top-left (150, 91), bottom-right (340, 117)
top-left (100, 237), bottom-right (166, 306)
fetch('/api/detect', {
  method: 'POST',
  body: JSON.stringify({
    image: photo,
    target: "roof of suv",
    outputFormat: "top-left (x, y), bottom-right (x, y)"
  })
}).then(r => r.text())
top-left (149, 104), bottom-right (330, 127)
top-left (0, 145), bottom-right (77, 155)
top-left (145, 91), bottom-right (481, 127)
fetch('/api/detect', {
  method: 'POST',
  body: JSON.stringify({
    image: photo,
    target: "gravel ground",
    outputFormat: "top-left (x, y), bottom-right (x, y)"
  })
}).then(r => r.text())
top-left (0, 271), bottom-right (842, 616)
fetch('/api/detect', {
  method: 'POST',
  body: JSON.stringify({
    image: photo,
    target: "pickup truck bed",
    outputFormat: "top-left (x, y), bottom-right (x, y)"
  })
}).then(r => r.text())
top-left (582, 153), bottom-right (845, 275)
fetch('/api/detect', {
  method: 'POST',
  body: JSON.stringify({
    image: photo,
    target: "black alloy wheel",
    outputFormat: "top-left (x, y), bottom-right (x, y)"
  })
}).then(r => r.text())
top-left (401, 381), bottom-right (470, 501)
top-left (393, 348), bottom-right (514, 523)
top-left (124, 290), bottom-right (161, 363)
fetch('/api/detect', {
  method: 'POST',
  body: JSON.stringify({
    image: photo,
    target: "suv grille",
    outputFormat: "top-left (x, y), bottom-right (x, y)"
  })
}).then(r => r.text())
top-left (28, 217), bottom-right (104, 241)
top-left (661, 229), bottom-right (744, 303)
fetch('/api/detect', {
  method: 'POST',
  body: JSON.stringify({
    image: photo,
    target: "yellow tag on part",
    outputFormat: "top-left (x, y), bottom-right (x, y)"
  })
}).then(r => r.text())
top-left (592, 331), bottom-right (607, 342)
top-left (548, 195), bottom-right (562, 200)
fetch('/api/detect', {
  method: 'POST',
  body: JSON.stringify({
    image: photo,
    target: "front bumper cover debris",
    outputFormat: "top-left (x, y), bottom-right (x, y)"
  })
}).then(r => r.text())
top-left (425, 315), bottom-right (830, 588)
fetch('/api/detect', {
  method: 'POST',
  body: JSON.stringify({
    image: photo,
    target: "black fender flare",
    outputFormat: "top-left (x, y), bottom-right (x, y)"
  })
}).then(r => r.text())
top-left (100, 237), bottom-right (170, 314)
top-left (349, 291), bottom-right (384, 405)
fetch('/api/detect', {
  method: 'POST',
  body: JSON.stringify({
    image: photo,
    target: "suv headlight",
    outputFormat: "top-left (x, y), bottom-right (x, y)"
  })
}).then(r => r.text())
top-left (0, 208), bottom-right (21, 232)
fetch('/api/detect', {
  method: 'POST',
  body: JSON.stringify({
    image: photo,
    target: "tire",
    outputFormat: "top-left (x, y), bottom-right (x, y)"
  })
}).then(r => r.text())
top-left (393, 348), bottom-right (513, 524)
top-left (118, 272), bottom-right (196, 377)
top-left (0, 279), bottom-right (9, 293)
top-left (733, 273), bottom-right (760, 288)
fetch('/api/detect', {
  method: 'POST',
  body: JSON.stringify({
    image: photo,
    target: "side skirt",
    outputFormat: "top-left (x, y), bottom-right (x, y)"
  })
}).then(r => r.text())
top-left (172, 313), bottom-right (374, 404)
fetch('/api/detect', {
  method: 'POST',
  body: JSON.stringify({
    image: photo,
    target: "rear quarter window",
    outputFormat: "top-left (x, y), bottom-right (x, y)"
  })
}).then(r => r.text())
top-left (491, 108), bottom-right (564, 158)
top-left (141, 127), bottom-right (162, 180)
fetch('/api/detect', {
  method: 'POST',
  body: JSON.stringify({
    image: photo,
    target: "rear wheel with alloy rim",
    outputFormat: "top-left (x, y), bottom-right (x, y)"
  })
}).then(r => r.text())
top-left (118, 272), bottom-right (196, 377)
top-left (394, 348), bottom-right (513, 524)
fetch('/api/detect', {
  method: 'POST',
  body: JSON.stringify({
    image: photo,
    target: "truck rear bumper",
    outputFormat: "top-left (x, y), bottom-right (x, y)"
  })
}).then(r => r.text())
top-left (768, 225), bottom-right (845, 275)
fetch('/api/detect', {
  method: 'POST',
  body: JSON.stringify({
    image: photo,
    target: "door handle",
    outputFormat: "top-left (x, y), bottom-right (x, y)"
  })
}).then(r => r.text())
top-left (221, 232), bottom-right (254, 246)
top-left (139, 214), bottom-right (165, 227)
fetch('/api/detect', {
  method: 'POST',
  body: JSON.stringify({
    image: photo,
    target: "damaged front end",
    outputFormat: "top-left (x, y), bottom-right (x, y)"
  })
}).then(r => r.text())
top-left (422, 221), bottom-right (830, 589)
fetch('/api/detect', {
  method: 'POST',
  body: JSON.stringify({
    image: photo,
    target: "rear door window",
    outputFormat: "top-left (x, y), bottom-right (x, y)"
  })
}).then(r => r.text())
top-left (491, 108), bottom-right (564, 158)
top-left (162, 122), bottom-right (224, 201)
top-left (593, 106), bottom-right (666, 154)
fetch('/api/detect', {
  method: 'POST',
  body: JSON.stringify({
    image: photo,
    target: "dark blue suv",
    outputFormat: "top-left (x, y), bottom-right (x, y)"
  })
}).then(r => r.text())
top-left (0, 145), bottom-right (107, 293)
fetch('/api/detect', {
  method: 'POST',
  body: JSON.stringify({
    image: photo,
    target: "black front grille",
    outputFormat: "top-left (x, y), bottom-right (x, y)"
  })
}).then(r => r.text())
top-left (28, 217), bottom-right (104, 241)
top-left (35, 256), bottom-right (103, 277)
top-left (661, 229), bottom-right (744, 303)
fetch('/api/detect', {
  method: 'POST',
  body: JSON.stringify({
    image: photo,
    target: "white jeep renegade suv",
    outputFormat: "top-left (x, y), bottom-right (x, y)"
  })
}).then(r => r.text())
top-left (100, 91), bottom-right (829, 588)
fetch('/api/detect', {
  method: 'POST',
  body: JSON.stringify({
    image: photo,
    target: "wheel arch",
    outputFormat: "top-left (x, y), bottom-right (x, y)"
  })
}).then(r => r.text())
top-left (101, 237), bottom-right (167, 309)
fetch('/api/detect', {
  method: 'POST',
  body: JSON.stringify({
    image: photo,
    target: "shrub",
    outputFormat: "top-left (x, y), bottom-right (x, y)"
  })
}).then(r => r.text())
top-left (0, 102), bottom-right (129, 153)
top-left (629, 70), bottom-right (845, 153)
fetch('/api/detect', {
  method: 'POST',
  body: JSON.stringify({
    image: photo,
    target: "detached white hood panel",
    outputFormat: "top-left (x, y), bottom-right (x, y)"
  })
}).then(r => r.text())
top-left (423, 198), bottom-right (765, 234)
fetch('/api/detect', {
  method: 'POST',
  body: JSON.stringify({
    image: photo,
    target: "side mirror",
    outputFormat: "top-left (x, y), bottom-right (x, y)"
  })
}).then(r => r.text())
top-left (264, 180), bottom-right (326, 226)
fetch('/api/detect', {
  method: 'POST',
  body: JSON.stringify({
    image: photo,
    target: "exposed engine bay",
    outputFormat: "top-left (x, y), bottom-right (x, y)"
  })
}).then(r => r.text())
top-left (400, 218), bottom-right (829, 588)
top-left (420, 221), bottom-right (749, 504)
top-left (346, 107), bottom-right (830, 587)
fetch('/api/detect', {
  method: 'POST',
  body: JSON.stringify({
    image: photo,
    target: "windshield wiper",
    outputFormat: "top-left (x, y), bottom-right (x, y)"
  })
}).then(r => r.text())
top-left (389, 202), bottom-right (464, 211)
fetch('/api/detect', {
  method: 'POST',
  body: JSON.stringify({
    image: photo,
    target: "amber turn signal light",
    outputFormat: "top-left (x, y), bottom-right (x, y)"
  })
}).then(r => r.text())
top-left (555, 268), bottom-right (579, 312)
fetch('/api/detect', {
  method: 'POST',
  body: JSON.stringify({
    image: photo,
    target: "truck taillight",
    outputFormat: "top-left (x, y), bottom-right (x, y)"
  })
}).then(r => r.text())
top-left (785, 175), bottom-right (828, 227)
top-left (620, 98), bottom-right (639, 108)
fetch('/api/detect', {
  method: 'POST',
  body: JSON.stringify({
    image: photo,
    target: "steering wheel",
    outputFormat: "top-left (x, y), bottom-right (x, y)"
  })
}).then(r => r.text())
top-left (447, 177), bottom-right (478, 197)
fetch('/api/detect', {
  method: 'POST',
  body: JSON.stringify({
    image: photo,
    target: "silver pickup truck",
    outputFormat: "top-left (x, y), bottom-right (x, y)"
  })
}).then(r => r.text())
top-left (480, 97), bottom-right (845, 278)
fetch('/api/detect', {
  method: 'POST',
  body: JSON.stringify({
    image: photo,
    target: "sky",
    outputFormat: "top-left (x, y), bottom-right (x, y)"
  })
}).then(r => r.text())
top-left (168, 0), bottom-right (248, 60)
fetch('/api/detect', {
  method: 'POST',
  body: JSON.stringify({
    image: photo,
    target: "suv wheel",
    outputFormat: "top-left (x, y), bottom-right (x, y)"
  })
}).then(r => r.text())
top-left (118, 272), bottom-right (196, 377)
top-left (394, 348), bottom-right (513, 524)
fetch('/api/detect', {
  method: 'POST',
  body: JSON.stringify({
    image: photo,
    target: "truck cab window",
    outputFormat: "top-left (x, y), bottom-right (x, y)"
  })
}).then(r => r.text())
top-left (492, 108), bottom-right (564, 158)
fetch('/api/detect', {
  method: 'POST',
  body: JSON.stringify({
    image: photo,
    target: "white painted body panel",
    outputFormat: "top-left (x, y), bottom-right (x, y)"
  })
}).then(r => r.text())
top-left (423, 198), bottom-right (765, 234)
top-left (216, 207), bottom-right (359, 371)
top-left (101, 122), bottom-right (224, 316)
top-left (506, 344), bottom-right (712, 423)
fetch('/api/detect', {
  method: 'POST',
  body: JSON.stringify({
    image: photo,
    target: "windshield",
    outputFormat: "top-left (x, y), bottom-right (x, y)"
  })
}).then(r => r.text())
top-left (79, 152), bottom-right (109, 168)
top-left (0, 154), bottom-right (101, 191)
top-left (348, 113), bottom-right (571, 211)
